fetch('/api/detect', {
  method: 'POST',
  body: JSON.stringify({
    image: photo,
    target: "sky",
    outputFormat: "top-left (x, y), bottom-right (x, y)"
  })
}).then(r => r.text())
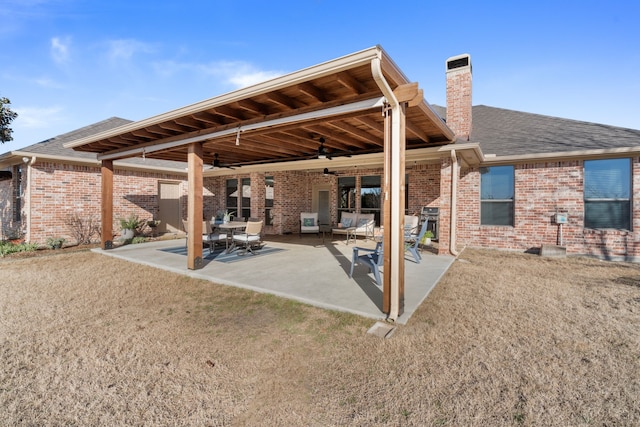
top-left (1, 0), bottom-right (639, 154)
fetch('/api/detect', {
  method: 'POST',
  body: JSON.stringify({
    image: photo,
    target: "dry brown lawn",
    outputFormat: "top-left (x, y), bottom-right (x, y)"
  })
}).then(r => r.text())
top-left (1, 247), bottom-right (639, 426)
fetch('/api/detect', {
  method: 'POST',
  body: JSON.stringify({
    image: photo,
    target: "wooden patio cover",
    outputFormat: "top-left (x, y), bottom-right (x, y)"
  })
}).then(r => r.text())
top-left (65, 46), bottom-right (455, 321)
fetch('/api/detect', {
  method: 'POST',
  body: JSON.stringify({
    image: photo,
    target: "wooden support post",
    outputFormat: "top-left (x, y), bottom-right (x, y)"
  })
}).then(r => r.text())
top-left (382, 96), bottom-right (407, 319)
top-left (382, 104), bottom-right (392, 314)
top-left (187, 142), bottom-right (204, 270)
top-left (101, 160), bottom-right (113, 250)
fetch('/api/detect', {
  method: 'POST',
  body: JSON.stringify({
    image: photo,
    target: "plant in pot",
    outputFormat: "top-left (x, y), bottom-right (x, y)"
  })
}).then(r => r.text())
top-left (222, 210), bottom-right (235, 224)
top-left (119, 214), bottom-right (144, 240)
top-left (420, 230), bottom-right (435, 247)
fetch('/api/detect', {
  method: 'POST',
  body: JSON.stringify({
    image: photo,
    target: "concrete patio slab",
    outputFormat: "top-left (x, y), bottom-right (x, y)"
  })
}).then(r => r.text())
top-left (92, 235), bottom-right (455, 325)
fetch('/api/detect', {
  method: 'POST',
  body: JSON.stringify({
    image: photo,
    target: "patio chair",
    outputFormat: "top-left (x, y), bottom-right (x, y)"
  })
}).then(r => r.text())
top-left (203, 221), bottom-right (228, 254)
top-left (404, 219), bottom-right (429, 264)
top-left (404, 215), bottom-right (419, 236)
top-left (232, 220), bottom-right (263, 255)
top-left (349, 241), bottom-right (383, 286)
top-left (299, 212), bottom-right (319, 237)
top-left (182, 220), bottom-right (189, 247)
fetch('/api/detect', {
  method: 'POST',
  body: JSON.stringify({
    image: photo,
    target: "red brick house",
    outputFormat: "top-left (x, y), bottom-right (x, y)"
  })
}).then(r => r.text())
top-left (2, 48), bottom-right (640, 263)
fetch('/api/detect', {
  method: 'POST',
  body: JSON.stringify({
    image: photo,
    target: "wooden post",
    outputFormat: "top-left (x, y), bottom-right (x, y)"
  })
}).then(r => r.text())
top-left (382, 104), bottom-right (392, 314)
top-left (187, 142), bottom-right (204, 269)
top-left (101, 160), bottom-right (114, 250)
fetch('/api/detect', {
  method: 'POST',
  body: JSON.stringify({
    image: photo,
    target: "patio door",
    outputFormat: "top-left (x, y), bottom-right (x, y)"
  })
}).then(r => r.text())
top-left (312, 184), bottom-right (331, 226)
top-left (158, 181), bottom-right (181, 233)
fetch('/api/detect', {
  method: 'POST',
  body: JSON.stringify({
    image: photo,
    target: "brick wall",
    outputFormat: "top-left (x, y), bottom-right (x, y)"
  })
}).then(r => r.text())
top-left (27, 161), bottom-right (187, 244)
top-left (19, 155), bottom-right (638, 259)
top-left (455, 158), bottom-right (640, 260)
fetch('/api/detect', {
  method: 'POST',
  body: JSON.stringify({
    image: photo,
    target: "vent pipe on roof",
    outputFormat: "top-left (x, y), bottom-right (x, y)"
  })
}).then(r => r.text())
top-left (445, 53), bottom-right (472, 141)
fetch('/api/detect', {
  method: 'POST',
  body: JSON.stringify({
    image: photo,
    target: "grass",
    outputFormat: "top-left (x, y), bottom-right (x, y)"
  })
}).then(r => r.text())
top-left (1, 247), bottom-right (639, 425)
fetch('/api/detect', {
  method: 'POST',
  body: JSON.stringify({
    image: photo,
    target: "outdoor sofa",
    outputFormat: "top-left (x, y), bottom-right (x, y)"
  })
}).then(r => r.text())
top-left (332, 212), bottom-right (375, 242)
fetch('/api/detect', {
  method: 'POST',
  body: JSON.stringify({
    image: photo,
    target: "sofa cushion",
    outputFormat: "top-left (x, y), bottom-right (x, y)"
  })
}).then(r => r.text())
top-left (356, 218), bottom-right (369, 228)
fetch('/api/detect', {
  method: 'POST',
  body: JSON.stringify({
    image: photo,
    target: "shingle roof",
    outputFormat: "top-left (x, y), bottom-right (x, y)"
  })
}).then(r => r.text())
top-left (432, 105), bottom-right (640, 157)
top-left (9, 106), bottom-right (640, 167)
top-left (12, 117), bottom-right (187, 169)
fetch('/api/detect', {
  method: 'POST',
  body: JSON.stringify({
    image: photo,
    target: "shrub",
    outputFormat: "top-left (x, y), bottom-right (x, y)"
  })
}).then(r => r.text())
top-left (46, 237), bottom-right (66, 249)
top-left (0, 241), bottom-right (38, 257)
top-left (65, 213), bottom-right (100, 245)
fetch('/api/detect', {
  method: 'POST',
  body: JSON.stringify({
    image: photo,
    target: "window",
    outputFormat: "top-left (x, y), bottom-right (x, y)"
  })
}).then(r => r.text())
top-left (241, 178), bottom-right (251, 220)
top-left (13, 165), bottom-right (22, 222)
top-left (480, 166), bottom-right (514, 226)
top-left (265, 176), bottom-right (274, 226)
top-left (225, 178), bottom-right (237, 217)
top-left (584, 158), bottom-right (631, 230)
top-left (361, 175), bottom-right (381, 225)
top-left (337, 176), bottom-right (356, 217)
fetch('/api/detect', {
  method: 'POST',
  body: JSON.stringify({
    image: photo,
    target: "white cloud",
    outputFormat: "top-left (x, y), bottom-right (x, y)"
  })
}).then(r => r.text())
top-left (50, 36), bottom-right (71, 64)
top-left (106, 39), bottom-right (154, 63)
top-left (34, 76), bottom-right (65, 89)
top-left (14, 105), bottom-right (64, 129)
top-left (153, 59), bottom-right (284, 89)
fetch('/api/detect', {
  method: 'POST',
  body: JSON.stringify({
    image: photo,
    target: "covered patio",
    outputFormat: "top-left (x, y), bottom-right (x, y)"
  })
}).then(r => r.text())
top-left (95, 236), bottom-right (455, 325)
top-left (64, 46), bottom-right (479, 322)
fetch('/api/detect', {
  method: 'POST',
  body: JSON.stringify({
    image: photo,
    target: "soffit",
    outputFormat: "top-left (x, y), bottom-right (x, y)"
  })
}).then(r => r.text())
top-left (65, 46), bottom-right (454, 167)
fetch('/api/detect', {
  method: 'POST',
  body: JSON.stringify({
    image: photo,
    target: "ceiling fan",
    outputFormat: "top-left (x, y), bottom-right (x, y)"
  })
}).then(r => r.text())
top-left (317, 137), bottom-right (331, 160)
top-left (323, 168), bottom-right (337, 176)
top-left (212, 153), bottom-right (237, 170)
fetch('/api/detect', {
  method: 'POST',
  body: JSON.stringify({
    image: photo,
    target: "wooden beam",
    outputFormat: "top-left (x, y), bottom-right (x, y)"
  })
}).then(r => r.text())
top-left (235, 98), bottom-right (269, 115)
top-left (101, 160), bottom-right (114, 250)
top-left (187, 142), bottom-right (204, 270)
top-left (382, 101), bottom-right (406, 318)
top-left (382, 107), bottom-right (391, 314)
top-left (297, 82), bottom-right (326, 102)
top-left (405, 119), bottom-right (430, 142)
top-left (265, 91), bottom-right (300, 109)
top-left (393, 83), bottom-right (422, 106)
top-left (337, 71), bottom-right (367, 94)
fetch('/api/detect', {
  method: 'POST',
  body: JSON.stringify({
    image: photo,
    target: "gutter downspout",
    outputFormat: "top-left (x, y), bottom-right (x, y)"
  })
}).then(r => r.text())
top-left (371, 56), bottom-right (402, 321)
top-left (450, 150), bottom-right (459, 256)
top-left (24, 156), bottom-right (36, 243)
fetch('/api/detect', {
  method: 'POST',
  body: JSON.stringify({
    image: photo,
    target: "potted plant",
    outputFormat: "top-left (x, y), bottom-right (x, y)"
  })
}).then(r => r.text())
top-left (119, 214), bottom-right (144, 240)
top-left (420, 230), bottom-right (435, 247)
top-left (223, 210), bottom-right (235, 224)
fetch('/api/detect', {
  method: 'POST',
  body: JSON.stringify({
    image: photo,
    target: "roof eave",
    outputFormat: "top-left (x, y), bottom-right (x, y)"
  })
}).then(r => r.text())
top-left (482, 146), bottom-right (640, 165)
top-left (64, 46), bottom-right (385, 151)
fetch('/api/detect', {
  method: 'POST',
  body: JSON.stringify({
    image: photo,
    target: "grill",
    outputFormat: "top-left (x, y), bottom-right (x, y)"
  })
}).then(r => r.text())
top-left (420, 207), bottom-right (439, 240)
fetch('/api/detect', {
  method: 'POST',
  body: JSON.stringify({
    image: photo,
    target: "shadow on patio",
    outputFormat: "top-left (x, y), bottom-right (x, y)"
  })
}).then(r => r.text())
top-left (93, 234), bottom-right (455, 325)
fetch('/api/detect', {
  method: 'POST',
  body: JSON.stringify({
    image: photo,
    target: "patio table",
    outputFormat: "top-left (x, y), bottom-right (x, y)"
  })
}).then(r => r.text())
top-left (215, 221), bottom-right (247, 253)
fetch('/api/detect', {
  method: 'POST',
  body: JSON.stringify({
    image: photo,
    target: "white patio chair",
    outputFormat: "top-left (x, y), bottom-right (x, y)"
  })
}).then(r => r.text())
top-left (232, 220), bottom-right (263, 255)
top-left (299, 212), bottom-right (319, 237)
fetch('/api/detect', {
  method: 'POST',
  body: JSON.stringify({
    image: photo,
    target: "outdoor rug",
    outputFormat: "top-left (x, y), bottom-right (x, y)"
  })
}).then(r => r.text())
top-left (158, 245), bottom-right (285, 264)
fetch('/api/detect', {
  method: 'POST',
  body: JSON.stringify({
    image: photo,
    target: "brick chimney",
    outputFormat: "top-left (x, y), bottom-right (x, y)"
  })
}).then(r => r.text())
top-left (445, 53), bottom-right (472, 140)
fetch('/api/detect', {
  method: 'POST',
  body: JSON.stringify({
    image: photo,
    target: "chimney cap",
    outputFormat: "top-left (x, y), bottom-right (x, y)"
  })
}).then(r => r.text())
top-left (446, 53), bottom-right (472, 73)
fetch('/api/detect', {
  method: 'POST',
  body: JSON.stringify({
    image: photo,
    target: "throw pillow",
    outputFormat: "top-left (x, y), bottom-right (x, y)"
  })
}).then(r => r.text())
top-left (303, 217), bottom-right (315, 227)
top-left (357, 218), bottom-right (369, 228)
top-left (341, 218), bottom-right (352, 228)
